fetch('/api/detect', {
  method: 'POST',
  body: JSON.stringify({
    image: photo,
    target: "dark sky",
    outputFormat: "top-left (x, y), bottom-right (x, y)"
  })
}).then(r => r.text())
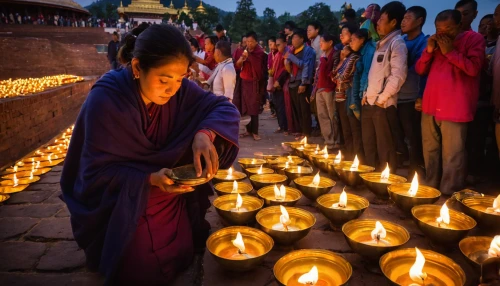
top-left (76, 0), bottom-right (499, 35)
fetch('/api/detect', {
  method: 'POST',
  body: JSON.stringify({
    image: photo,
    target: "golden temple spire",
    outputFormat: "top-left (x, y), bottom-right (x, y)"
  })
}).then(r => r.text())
top-left (183, 0), bottom-right (188, 8)
top-left (196, 0), bottom-right (206, 13)
top-left (169, 0), bottom-right (174, 8)
top-left (120, 0), bottom-right (123, 7)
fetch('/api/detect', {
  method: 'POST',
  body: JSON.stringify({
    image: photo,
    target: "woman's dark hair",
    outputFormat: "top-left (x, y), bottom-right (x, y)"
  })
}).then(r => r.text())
top-left (320, 33), bottom-right (335, 43)
top-left (118, 23), bottom-right (150, 64)
top-left (117, 24), bottom-right (194, 72)
top-left (205, 35), bottom-right (218, 46)
top-left (352, 28), bottom-right (369, 43)
top-left (188, 38), bottom-right (201, 52)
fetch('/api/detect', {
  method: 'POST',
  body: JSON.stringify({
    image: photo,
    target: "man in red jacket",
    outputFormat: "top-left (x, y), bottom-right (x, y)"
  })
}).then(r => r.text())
top-left (415, 9), bottom-right (485, 195)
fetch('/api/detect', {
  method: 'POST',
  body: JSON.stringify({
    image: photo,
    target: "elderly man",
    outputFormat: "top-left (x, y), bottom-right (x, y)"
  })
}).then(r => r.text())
top-left (206, 41), bottom-right (236, 102)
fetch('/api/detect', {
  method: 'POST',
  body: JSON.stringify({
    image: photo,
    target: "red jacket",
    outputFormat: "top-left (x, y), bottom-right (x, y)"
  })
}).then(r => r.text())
top-left (415, 31), bottom-right (485, 122)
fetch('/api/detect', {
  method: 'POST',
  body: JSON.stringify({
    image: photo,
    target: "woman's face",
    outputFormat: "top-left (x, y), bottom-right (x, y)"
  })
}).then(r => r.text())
top-left (340, 28), bottom-right (352, 45)
top-left (350, 34), bottom-right (365, 52)
top-left (190, 44), bottom-right (197, 53)
top-left (204, 38), bottom-right (214, 53)
top-left (132, 57), bottom-right (190, 106)
top-left (319, 37), bottom-right (332, 52)
top-left (276, 39), bottom-right (285, 53)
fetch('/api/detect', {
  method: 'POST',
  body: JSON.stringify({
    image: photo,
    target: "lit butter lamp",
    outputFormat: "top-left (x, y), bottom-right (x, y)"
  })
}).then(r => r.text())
top-left (459, 235), bottom-right (500, 272)
top-left (342, 219), bottom-right (410, 261)
top-left (257, 184), bottom-right (302, 207)
top-left (213, 193), bottom-right (264, 226)
top-left (256, 205), bottom-right (315, 245)
top-left (311, 147), bottom-right (337, 169)
top-left (206, 226), bottom-right (274, 271)
top-left (387, 173), bottom-right (441, 213)
top-left (285, 165), bottom-right (314, 181)
top-left (360, 163), bottom-right (407, 199)
top-left (249, 173), bottom-right (289, 190)
top-left (411, 203), bottom-right (477, 246)
top-left (316, 189), bottom-right (369, 230)
top-left (268, 156), bottom-right (305, 171)
top-left (461, 194), bottom-right (500, 234)
top-left (35, 154), bottom-right (64, 167)
top-left (380, 247), bottom-right (466, 286)
top-left (326, 151), bottom-right (343, 179)
top-left (303, 145), bottom-right (324, 163)
top-left (1, 172), bottom-right (40, 186)
top-left (273, 249), bottom-right (352, 286)
top-left (253, 151), bottom-right (281, 161)
top-left (244, 165), bottom-right (275, 177)
top-left (212, 167), bottom-right (247, 185)
top-left (214, 180), bottom-right (253, 196)
top-left (294, 172), bottom-right (336, 201)
top-left (238, 158), bottom-right (267, 170)
top-left (0, 193), bottom-right (9, 203)
top-left (335, 155), bottom-right (375, 187)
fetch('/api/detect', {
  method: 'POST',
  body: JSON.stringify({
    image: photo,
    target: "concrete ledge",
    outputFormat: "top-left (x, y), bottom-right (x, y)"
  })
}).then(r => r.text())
top-left (0, 77), bottom-right (98, 168)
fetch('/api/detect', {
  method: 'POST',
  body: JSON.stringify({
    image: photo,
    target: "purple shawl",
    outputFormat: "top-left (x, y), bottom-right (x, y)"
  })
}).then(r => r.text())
top-left (60, 68), bottom-right (239, 281)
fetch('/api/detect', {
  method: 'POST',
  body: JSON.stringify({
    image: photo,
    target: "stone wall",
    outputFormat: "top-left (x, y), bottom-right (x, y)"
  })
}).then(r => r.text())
top-left (0, 78), bottom-right (97, 169)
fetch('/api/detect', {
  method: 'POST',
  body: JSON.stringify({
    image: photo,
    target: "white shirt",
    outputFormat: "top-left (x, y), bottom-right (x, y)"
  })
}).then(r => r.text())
top-left (209, 58), bottom-right (236, 99)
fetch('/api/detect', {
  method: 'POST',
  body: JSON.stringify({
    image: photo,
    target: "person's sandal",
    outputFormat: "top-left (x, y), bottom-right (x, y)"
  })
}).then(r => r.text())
top-left (253, 134), bottom-right (262, 141)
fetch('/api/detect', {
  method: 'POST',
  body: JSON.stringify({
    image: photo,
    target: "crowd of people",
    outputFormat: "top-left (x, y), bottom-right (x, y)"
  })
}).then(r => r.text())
top-left (176, 0), bottom-right (499, 196)
top-left (0, 11), bottom-right (119, 28)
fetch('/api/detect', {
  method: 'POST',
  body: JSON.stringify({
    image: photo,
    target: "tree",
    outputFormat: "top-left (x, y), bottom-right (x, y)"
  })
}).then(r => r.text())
top-left (297, 3), bottom-right (339, 39)
top-left (256, 8), bottom-right (280, 41)
top-left (176, 11), bottom-right (193, 27)
top-left (105, 3), bottom-right (117, 19)
top-left (192, 6), bottom-right (219, 33)
top-left (277, 12), bottom-right (294, 28)
top-left (221, 12), bottom-right (234, 30)
top-left (230, 0), bottom-right (258, 42)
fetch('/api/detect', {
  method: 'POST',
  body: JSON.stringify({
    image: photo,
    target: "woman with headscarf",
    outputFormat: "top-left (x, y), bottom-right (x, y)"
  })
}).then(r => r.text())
top-left (360, 3), bottom-right (381, 41)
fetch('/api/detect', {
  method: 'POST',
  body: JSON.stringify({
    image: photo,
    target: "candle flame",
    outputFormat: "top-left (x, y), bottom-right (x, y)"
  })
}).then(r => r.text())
top-left (408, 172), bottom-right (419, 197)
top-left (13, 174), bottom-right (19, 187)
top-left (285, 162), bottom-right (290, 168)
top-left (492, 195), bottom-right (500, 213)
top-left (13, 165), bottom-right (18, 173)
top-left (339, 189), bottom-right (347, 207)
top-left (232, 232), bottom-right (246, 253)
top-left (436, 203), bottom-right (450, 225)
top-left (232, 181), bottom-right (238, 193)
top-left (257, 165), bottom-right (263, 175)
top-left (312, 173), bottom-right (320, 187)
top-left (300, 137), bottom-right (307, 145)
top-left (488, 235), bottom-right (500, 257)
top-left (226, 167), bottom-right (233, 179)
top-left (409, 247), bottom-right (427, 283)
top-left (251, 159), bottom-right (256, 164)
top-left (298, 166), bottom-right (302, 173)
top-left (323, 147), bottom-right (329, 159)
top-left (35, 161), bottom-right (40, 169)
top-left (29, 172), bottom-right (33, 180)
top-left (334, 151), bottom-right (342, 164)
top-left (235, 194), bottom-right (243, 209)
top-left (274, 185), bottom-right (286, 200)
top-left (350, 155), bottom-right (359, 171)
top-left (287, 156), bottom-right (293, 163)
top-left (279, 205), bottom-right (291, 228)
top-left (48, 154), bottom-right (52, 163)
top-left (380, 163), bottom-right (390, 181)
top-left (370, 221), bottom-right (387, 241)
top-left (298, 265), bottom-right (319, 285)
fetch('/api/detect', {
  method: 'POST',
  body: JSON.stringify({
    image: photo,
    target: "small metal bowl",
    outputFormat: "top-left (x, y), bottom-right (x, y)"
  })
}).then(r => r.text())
top-left (257, 185), bottom-right (302, 207)
top-left (273, 249), bottom-right (352, 286)
top-left (311, 154), bottom-right (336, 169)
top-left (335, 161), bottom-right (375, 187)
top-left (249, 174), bottom-right (289, 190)
top-left (244, 167), bottom-right (275, 177)
top-left (359, 172), bottom-right (407, 199)
top-left (459, 236), bottom-right (493, 272)
top-left (387, 183), bottom-right (441, 213)
top-left (0, 176), bottom-right (40, 186)
top-left (214, 182), bottom-right (253, 196)
top-left (0, 185), bottom-right (29, 194)
top-left (316, 193), bottom-right (369, 229)
top-left (206, 226), bottom-right (274, 272)
top-left (212, 169), bottom-right (247, 185)
top-left (256, 206), bottom-right (315, 245)
top-left (166, 164), bottom-right (211, 186)
top-left (238, 158), bottom-right (267, 170)
top-left (342, 219), bottom-right (410, 261)
top-left (294, 176), bottom-right (336, 201)
top-left (1, 168), bottom-right (52, 179)
top-left (213, 194), bottom-right (264, 225)
top-left (461, 196), bottom-right (500, 233)
top-left (0, 194), bottom-right (10, 203)
top-left (284, 166), bottom-right (313, 181)
top-left (411, 204), bottom-right (477, 246)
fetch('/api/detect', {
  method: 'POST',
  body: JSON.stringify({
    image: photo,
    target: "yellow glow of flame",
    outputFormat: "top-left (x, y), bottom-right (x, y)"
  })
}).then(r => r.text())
top-left (227, 167), bottom-right (233, 177)
top-left (408, 172), bottom-right (419, 197)
top-left (409, 247), bottom-right (427, 283)
top-left (339, 189), bottom-right (347, 207)
top-left (350, 155), bottom-right (359, 171)
top-left (35, 161), bottom-right (40, 169)
top-left (13, 174), bottom-right (19, 187)
top-left (235, 193), bottom-right (243, 210)
top-left (335, 150), bottom-right (342, 164)
top-left (493, 195), bottom-right (500, 212)
top-left (300, 137), bottom-right (307, 145)
top-left (370, 221), bottom-right (387, 240)
top-left (274, 185), bottom-right (286, 200)
top-left (298, 166), bottom-right (302, 173)
top-left (322, 146), bottom-right (328, 154)
top-left (312, 173), bottom-right (320, 187)
top-left (257, 165), bottom-right (263, 175)
top-left (13, 165), bottom-right (18, 173)
top-left (285, 162), bottom-right (290, 168)
top-left (251, 159), bottom-right (256, 164)
top-left (298, 265), bottom-right (319, 285)
top-left (280, 205), bottom-right (290, 226)
top-left (48, 154), bottom-right (52, 163)
top-left (29, 172), bottom-right (33, 180)
top-left (232, 181), bottom-right (238, 193)
top-left (232, 232), bottom-right (246, 253)
top-left (488, 235), bottom-right (500, 257)
top-left (380, 163), bottom-right (390, 180)
top-left (436, 203), bottom-right (450, 225)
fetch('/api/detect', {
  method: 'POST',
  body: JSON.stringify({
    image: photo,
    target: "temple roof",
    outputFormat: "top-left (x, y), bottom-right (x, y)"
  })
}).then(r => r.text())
top-left (195, 0), bottom-right (205, 13)
top-left (117, 0), bottom-right (180, 15)
top-left (0, 0), bottom-right (90, 14)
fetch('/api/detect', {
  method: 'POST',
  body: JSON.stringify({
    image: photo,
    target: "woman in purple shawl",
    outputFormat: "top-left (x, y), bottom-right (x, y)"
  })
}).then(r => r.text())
top-left (60, 25), bottom-right (239, 284)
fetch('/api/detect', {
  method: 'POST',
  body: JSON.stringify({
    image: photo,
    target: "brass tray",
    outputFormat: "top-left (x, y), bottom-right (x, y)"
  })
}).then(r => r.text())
top-left (166, 164), bottom-right (212, 186)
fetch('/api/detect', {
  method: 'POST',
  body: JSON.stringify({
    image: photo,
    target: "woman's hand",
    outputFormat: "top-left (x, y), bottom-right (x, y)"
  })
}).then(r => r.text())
top-left (150, 168), bottom-right (194, 194)
top-left (192, 131), bottom-right (219, 178)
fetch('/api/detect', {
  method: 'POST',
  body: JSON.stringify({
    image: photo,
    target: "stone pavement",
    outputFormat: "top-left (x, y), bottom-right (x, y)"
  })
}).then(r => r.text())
top-left (0, 110), bottom-right (497, 285)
